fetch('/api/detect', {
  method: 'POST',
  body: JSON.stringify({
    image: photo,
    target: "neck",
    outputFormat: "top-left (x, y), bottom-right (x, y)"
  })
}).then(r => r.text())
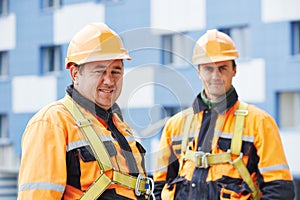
top-left (201, 87), bottom-right (234, 109)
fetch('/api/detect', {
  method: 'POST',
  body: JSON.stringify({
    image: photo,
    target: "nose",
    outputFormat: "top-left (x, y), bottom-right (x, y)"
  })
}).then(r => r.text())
top-left (212, 68), bottom-right (221, 79)
top-left (102, 72), bottom-right (114, 85)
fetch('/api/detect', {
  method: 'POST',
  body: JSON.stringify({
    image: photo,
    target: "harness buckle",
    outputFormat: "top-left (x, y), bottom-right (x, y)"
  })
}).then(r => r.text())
top-left (135, 174), bottom-right (154, 197)
top-left (227, 149), bottom-right (243, 164)
top-left (234, 110), bottom-right (248, 116)
top-left (195, 151), bottom-right (210, 168)
top-left (76, 118), bottom-right (92, 127)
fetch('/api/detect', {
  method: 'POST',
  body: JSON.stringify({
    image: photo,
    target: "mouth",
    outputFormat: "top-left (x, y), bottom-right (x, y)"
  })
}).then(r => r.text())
top-left (210, 83), bottom-right (223, 87)
top-left (100, 89), bottom-right (114, 93)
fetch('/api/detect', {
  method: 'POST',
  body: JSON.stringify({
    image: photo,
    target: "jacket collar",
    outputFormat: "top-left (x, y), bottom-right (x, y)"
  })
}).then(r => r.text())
top-left (66, 84), bottom-right (111, 122)
top-left (192, 87), bottom-right (238, 114)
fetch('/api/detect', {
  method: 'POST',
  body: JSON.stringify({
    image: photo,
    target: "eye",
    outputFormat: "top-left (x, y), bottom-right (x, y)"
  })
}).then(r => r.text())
top-left (204, 66), bottom-right (214, 72)
top-left (95, 70), bottom-right (105, 74)
top-left (111, 67), bottom-right (123, 75)
top-left (219, 66), bottom-right (227, 71)
top-left (112, 70), bottom-right (122, 75)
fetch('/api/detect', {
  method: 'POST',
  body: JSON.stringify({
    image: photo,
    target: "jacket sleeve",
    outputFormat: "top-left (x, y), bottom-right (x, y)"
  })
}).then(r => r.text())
top-left (260, 180), bottom-right (295, 200)
top-left (254, 113), bottom-right (295, 199)
top-left (153, 117), bottom-right (180, 200)
top-left (18, 106), bottom-right (68, 199)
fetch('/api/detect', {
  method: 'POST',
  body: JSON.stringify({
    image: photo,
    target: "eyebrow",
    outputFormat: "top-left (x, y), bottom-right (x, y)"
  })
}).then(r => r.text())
top-left (204, 64), bottom-right (228, 68)
top-left (218, 65), bottom-right (228, 68)
top-left (113, 65), bottom-right (123, 70)
top-left (94, 65), bottom-right (123, 71)
top-left (94, 65), bottom-right (107, 69)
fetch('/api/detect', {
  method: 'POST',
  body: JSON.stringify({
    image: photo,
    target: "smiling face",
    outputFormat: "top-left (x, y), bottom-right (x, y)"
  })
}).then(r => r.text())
top-left (70, 59), bottom-right (124, 110)
top-left (198, 60), bottom-right (236, 100)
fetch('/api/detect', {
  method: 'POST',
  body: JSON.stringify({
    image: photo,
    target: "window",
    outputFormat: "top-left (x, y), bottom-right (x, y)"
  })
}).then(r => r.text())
top-left (0, 51), bottom-right (8, 77)
top-left (291, 21), bottom-right (300, 55)
top-left (162, 33), bottom-right (193, 66)
top-left (162, 35), bottom-right (173, 65)
top-left (219, 26), bottom-right (250, 60)
top-left (41, 0), bottom-right (61, 10)
top-left (161, 106), bottom-right (181, 118)
top-left (278, 91), bottom-right (300, 129)
top-left (0, 114), bottom-right (8, 140)
top-left (0, 0), bottom-right (9, 16)
top-left (41, 46), bottom-right (62, 74)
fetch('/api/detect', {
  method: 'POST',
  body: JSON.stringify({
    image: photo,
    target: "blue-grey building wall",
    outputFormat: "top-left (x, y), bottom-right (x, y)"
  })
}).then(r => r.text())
top-left (0, 0), bottom-right (299, 192)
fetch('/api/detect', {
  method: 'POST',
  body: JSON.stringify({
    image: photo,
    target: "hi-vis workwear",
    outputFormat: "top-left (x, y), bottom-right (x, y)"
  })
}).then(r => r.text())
top-left (153, 88), bottom-right (295, 200)
top-left (18, 85), bottom-right (152, 199)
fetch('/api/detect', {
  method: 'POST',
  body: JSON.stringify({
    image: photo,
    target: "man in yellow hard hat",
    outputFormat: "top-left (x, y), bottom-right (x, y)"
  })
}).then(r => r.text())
top-left (153, 29), bottom-right (295, 199)
top-left (18, 23), bottom-right (154, 199)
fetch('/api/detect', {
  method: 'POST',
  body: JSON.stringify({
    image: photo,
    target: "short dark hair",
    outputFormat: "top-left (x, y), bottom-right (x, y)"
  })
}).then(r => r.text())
top-left (232, 60), bottom-right (236, 67)
top-left (74, 64), bottom-right (85, 75)
top-left (198, 60), bottom-right (236, 70)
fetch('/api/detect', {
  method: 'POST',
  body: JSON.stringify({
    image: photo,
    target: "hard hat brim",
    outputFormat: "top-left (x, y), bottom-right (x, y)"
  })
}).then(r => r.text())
top-left (192, 56), bottom-right (237, 65)
top-left (66, 53), bottom-right (131, 69)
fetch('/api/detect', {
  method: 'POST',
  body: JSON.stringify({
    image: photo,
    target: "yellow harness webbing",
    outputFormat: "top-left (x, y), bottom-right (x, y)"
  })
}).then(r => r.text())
top-left (178, 108), bottom-right (194, 175)
top-left (180, 102), bottom-right (260, 200)
top-left (60, 95), bottom-right (154, 199)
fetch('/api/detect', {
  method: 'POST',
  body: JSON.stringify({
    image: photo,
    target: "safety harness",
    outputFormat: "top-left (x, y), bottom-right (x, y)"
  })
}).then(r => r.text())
top-left (60, 95), bottom-right (154, 199)
top-left (179, 102), bottom-right (260, 200)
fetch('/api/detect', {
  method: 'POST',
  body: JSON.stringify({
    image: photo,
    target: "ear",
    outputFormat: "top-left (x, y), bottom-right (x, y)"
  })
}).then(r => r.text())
top-left (233, 65), bottom-right (237, 76)
top-left (70, 65), bottom-right (79, 82)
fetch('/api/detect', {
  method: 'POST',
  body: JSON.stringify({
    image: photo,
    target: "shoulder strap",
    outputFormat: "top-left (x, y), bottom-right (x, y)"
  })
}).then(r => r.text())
top-left (60, 95), bottom-right (113, 172)
top-left (180, 108), bottom-right (195, 156)
top-left (230, 101), bottom-right (260, 200)
top-left (178, 107), bottom-right (195, 175)
top-left (230, 101), bottom-right (248, 155)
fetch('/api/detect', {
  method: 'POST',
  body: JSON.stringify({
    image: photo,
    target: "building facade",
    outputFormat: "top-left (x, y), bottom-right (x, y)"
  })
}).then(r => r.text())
top-left (0, 0), bottom-right (299, 199)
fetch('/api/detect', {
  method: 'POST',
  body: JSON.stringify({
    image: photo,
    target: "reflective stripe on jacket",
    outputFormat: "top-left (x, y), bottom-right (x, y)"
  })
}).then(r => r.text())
top-left (153, 90), bottom-right (295, 199)
top-left (18, 93), bottom-right (146, 199)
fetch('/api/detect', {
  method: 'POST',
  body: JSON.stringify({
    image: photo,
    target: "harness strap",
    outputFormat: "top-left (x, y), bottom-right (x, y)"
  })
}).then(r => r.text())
top-left (60, 95), bottom-right (154, 199)
top-left (230, 102), bottom-right (260, 200)
top-left (231, 101), bottom-right (248, 155)
top-left (178, 108), bottom-right (194, 175)
top-left (60, 95), bottom-right (112, 172)
top-left (184, 150), bottom-right (231, 168)
top-left (80, 174), bottom-right (111, 200)
top-left (180, 101), bottom-right (260, 200)
top-left (231, 156), bottom-right (260, 200)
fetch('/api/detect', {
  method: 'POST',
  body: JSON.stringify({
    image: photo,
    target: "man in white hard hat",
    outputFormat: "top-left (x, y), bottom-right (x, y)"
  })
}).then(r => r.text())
top-left (153, 29), bottom-right (295, 199)
top-left (18, 23), bottom-right (154, 199)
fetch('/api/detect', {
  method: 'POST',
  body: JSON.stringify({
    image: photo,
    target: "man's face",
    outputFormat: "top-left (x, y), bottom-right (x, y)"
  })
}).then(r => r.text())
top-left (198, 60), bottom-right (236, 100)
top-left (71, 59), bottom-right (123, 110)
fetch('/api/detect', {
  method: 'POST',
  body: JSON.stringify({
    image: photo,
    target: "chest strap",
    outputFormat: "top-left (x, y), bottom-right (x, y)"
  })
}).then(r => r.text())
top-left (180, 102), bottom-right (260, 200)
top-left (60, 95), bottom-right (154, 199)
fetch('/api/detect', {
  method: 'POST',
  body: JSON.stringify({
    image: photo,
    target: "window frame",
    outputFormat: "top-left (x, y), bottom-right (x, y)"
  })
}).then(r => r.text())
top-left (277, 91), bottom-right (300, 129)
top-left (0, 51), bottom-right (9, 77)
top-left (41, 0), bottom-right (62, 10)
top-left (291, 21), bottom-right (300, 56)
top-left (162, 33), bottom-right (192, 66)
top-left (41, 45), bottom-right (62, 74)
top-left (0, 114), bottom-right (8, 140)
top-left (0, 0), bottom-right (9, 17)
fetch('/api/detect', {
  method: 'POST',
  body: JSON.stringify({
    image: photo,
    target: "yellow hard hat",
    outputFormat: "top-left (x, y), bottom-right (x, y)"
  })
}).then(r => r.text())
top-left (65, 23), bottom-right (131, 69)
top-left (192, 29), bottom-right (238, 65)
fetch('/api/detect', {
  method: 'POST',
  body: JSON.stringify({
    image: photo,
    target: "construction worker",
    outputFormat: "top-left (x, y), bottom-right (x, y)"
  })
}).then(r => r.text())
top-left (153, 29), bottom-right (295, 199)
top-left (18, 23), bottom-right (154, 199)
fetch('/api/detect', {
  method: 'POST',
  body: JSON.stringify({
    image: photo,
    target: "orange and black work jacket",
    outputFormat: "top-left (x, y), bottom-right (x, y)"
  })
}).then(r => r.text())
top-left (18, 85), bottom-right (148, 199)
top-left (153, 88), bottom-right (295, 200)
